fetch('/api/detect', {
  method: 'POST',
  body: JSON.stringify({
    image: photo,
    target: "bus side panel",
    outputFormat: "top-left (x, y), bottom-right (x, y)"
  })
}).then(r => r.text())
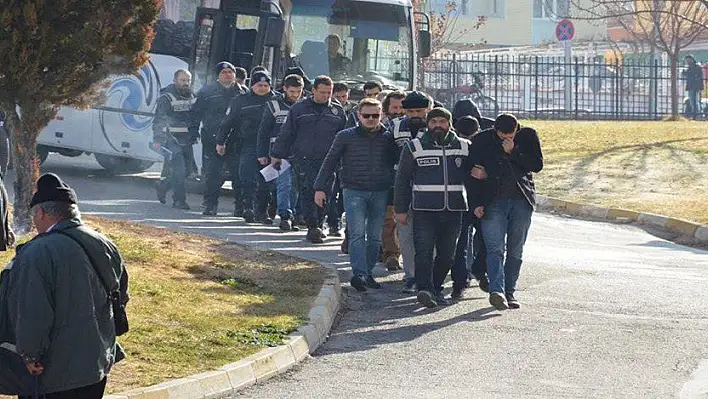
top-left (38, 107), bottom-right (95, 152)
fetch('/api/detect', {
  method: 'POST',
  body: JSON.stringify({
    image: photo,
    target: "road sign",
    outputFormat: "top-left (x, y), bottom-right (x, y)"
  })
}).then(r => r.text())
top-left (555, 19), bottom-right (575, 41)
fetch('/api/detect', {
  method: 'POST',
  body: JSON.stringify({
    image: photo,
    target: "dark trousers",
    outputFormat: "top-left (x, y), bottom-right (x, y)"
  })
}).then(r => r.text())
top-left (292, 158), bottom-right (330, 229)
top-left (19, 378), bottom-right (107, 399)
top-left (413, 210), bottom-right (462, 294)
top-left (238, 146), bottom-right (270, 213)
top-left (158, 140), bottom-right (191, 204)
top-left (204, 146), bottom-right (242, 210)
top-left (451, 213), bottom-right (487, 288)
top-left (327, 175), bottom-right (345, 229)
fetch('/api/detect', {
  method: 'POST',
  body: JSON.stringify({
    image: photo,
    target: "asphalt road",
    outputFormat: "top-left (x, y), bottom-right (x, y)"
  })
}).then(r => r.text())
top-left (10, 154), bottom-right (708, 399)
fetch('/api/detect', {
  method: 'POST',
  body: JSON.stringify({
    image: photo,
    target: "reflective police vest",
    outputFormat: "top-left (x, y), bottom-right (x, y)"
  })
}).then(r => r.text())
top-left (392, 117), bottom-right (424, 170)
top-left (164, 92), bottom-right (196, 139)
top-left (408, 135), bottom-right (471, 212)
top-left (266, 99), bottom-right (292, 145)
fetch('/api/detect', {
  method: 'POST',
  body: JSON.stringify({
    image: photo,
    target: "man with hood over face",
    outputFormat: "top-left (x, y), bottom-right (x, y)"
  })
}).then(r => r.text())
top-left (452, 98), bottom-right (495, 130)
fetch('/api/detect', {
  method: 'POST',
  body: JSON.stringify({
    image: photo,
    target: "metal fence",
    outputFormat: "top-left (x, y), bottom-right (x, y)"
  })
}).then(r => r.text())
top-left (420, 53), bottom-right (690, 120)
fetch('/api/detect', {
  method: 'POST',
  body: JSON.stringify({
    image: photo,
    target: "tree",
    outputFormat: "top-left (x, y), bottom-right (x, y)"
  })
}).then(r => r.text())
top-left (552, 0), bottom-right (708, 118)
top-left (0, 0), bottom-right (161, 230)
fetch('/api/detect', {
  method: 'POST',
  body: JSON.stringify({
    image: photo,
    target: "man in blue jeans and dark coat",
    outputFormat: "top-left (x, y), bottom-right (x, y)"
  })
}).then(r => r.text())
top-left (394, 107), bottom-right (474, 308)
top-left (314, 98), bottom-right (395, 291)
top-left (468, 113), bottom-right (543, 310)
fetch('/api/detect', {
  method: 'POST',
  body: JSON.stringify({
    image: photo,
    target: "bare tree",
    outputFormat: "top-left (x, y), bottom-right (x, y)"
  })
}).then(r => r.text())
top-left (552, 0), bottom-right (708, 118)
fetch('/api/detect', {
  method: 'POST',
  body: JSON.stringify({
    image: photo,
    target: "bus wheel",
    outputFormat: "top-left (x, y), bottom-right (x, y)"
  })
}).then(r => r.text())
top-left (95, 154), bottom-right (154, 174)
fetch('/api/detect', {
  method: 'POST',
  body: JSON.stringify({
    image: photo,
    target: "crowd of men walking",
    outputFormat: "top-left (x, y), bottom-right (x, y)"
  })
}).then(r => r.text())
top-left (153, 61), bottom-right (543, 311)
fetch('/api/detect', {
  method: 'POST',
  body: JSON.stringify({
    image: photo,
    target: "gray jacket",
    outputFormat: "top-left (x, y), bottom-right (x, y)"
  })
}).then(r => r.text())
top-left (0, 218), bottom-right (127, 395)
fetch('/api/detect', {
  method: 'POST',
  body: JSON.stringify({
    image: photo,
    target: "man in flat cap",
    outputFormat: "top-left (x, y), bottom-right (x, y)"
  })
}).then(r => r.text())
top-left (0, 173), bottom-right (128, 397)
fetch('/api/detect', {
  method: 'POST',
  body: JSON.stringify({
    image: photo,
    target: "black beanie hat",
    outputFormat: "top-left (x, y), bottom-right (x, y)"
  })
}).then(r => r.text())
top-left (426, 107), bottom-right (452, 124)
top-left (402, 91), bottom-right (431, 109)
top-left (215, 61), bottom-right (236, 76)
top-left (251, 70), bottom-right (272, 86)
top-left (454, 115), bottom-right (480, 137)
top-left (29, 173), bottom-right (78, 209)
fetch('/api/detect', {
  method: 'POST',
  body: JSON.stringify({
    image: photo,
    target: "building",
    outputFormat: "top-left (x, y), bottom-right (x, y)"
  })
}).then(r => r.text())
top-left (422, 0), bottom-right (607, 48)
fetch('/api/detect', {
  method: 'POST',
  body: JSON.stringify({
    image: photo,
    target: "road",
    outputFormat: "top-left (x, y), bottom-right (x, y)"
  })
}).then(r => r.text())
top-left (10, 154), bottom-right (708, 399)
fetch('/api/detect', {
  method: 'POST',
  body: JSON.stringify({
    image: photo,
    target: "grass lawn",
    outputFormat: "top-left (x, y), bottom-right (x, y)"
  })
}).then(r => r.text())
top-left (0, 217), bottom-right (325, 393)
top-left (524, 120), bottom-right (708, 225)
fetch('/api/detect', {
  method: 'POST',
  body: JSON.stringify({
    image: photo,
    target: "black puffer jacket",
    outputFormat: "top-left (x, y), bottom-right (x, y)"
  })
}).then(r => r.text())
top-left (314, 124), bottom-right (396, 192)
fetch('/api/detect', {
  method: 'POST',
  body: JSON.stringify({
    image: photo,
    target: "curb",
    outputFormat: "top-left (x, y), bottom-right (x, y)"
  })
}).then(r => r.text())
top-left (105, 268), bottom-right (341, 399)
top-left (536, 195), bottom-right (708, 244)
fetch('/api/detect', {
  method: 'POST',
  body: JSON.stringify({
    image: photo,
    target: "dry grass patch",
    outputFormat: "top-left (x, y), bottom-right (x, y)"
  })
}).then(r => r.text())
top-left (0, 216), bottom-right (325, 393)
top-left (525, 120), bottom-right (708, 225)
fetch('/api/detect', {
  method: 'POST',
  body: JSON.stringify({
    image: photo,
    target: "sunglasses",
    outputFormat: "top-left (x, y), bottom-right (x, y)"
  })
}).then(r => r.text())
top-left (361, 113), bottom-right (381, 119)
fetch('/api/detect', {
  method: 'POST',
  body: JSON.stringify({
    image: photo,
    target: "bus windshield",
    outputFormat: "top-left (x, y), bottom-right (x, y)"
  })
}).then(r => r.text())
top-left (289, 0), bottom-right (413, 90)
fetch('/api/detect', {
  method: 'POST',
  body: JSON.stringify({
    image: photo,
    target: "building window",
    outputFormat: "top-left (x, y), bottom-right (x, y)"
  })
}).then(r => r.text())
top-left (533, 0), bottom-right (569, 19)
top-left (459, 0), bottom-right (506, 19)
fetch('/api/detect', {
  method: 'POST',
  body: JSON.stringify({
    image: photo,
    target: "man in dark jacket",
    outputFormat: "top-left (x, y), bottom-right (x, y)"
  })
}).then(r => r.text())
top-left (153, 69), bottom-right (199, 210)
top-left (469, 113), bottom-right (543, 311)
top-left (270, 75), bottom-right (347, 244)
top-left (217, 70), bottom-right (278, 223)
top-left (256, 74), bottom-right (305, 231)
top-left (314, 98), bottom-right (395, 291)
top-left (194, 62), bottom-right (248, 216)
top-left (0, 174), bottom-right (127, 397)
top-left (394, 108), bottom-right (473, 308)
top-left (452, 98), bottom-right (495, 130)
top-left (682, 55), bottom-right (705, 120)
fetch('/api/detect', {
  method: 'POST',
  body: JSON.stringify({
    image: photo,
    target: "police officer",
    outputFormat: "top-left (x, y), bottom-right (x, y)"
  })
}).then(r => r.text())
top-left (193, 62), bottom-right (248, 216)
top-left (256, 74), bottom-right (304, 231)
top-left (153, 69), bottom-right (198, 210)
top-left (394, 107), bottom-right (473, 308)
top-left (390, 91), bottom-right (433, 293)
top-left (270, 75), bottom-right (347, 244)
top-left (216, 70), bottom-right (278, 223)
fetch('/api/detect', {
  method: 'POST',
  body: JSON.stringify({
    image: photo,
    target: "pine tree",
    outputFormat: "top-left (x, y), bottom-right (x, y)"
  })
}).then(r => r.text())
top-left (0, 0), bottom-right (161, 229)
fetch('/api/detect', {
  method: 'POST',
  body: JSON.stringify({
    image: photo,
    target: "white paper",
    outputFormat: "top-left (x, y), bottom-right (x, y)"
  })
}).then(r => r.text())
top-left (259, 159), bottom-right (291, 182)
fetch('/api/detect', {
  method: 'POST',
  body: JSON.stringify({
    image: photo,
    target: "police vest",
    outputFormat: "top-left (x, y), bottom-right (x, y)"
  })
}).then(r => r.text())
top-left (267, 99), bottom-right (291, 144)
top-left (392, 117), bottom-right (424, 170)
top-left (164, 92), bottom-right (195, 136)
top-left (408, 136), bottom-right (471, 212)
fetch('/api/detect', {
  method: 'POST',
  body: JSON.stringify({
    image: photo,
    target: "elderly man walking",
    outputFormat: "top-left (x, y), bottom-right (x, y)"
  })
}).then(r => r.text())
top-left (0, 173), bottom-right (128, 398)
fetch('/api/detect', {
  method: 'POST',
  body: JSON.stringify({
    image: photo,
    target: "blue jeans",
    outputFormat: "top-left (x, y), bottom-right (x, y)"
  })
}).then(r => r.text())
top-left (413, 211), bottom-right (462, 294)
top-left (481, 199), bottom-right (533, 295)
top-left (343, 188), bottom-right (388, 278)
top-left (276, 165), bottom-right (297, 218)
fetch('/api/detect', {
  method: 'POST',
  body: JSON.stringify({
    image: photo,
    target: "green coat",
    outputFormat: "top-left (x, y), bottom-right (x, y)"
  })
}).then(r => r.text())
top-left (0, 218), bottom-right (127, 395)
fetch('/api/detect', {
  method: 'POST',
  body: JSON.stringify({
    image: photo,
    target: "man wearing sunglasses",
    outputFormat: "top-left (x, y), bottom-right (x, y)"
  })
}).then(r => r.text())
top-left (313, 98), bottom-right (396, 291)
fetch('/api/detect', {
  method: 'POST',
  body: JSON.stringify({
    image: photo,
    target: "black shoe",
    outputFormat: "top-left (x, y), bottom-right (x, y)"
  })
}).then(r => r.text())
top-left (233, 208), bottom-right (244, 218)
top-left (279, 218), bottom-right (294, 231)
top-left (262, 217), bottom-right (274, 226)
top-left (156, 181), bottom-right (167, 204)
top-left (328, 229), bottom-right (342, 238)
top-left (385, 257), bottom-right (402, 271)
top-left (172, 201), bottom-right (190, 210)
top-left (306, 228), bottom-right (324, 244)
top-left (506, 293), bottom-right (521, 309)
top-left (417, 290), bottom-right (438, 308)
top-left (477, 276), bottom-right (489, 293)
top-left (202, 207), bottom-right (217, 216)
top-left (340, 239), bottom-right (349, 254)
top-left (350, 276), bottom-right (367, 292)
top-left (435, 292), bottom-right (450, 306)
top-left (364, 276), bottom-right (382, 289)
top-left (402, 279), bottom-right (416, 294)
top-left (295, 216), bottom-right (307, 227)
top-left (318, 229), bottom-right (327, 239)
top-left (243, 209), bottom-right (255, 223)
top-left (451, 286), bottom-right (465, 301)
top-left (267, 203), bottom-right (277, 220)
top-left (489, 292), bottom-right (509, 311)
